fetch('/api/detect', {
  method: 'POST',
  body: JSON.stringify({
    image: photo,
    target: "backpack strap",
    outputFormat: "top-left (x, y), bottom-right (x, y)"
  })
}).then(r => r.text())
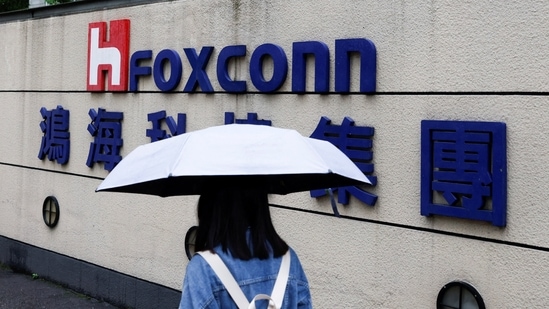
top-left (270, 251), bottom-right (291, 308)
top-left (197, 250), bottom-right (291, 309)
top-left (249, 251), bottom-right (291, 309)
top-left (197, 251), bottom-right (250, 309)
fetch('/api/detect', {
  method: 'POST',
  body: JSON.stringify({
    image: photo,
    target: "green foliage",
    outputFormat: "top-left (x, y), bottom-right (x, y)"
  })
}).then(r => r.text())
top-left (0, 0), bottom-right (28, 12)
top-left (45, 0), bottom-right (73, 4)
top-left (0, 0), bottom-right (76, 13)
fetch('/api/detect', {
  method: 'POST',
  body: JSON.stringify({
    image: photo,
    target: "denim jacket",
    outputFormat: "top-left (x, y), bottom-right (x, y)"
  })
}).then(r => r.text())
top-left (179, 247), bottom-right (312, 309)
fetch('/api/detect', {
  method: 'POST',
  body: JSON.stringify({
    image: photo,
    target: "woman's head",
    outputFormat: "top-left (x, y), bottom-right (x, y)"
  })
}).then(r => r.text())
top-left (194, 189), bottom-right (288, 260)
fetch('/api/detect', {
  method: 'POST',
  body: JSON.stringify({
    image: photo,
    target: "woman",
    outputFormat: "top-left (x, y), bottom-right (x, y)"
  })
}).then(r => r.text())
top-left (179, 189), bottom-right (312, 309)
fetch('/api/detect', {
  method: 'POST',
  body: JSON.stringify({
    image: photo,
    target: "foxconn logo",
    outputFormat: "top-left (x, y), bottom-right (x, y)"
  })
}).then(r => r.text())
top-left (87, 19), bottom-right (130, 92)
top-left (86, 19), bottom-right (377, 93)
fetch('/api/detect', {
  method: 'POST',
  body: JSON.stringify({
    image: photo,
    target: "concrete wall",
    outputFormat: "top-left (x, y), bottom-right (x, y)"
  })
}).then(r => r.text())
top-left (1, 0), bottom-right (549, 307)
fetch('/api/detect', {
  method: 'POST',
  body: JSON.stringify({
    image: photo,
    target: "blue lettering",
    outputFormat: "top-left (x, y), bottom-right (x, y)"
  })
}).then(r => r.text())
top-left (249, 43), bottom-right (288, 92)
top-left (217, 45), bottom-right (247, 93)
top-left (183, 47), bottom-right (214, 92)
top-left (153, 49), bottom-right (183, 92)
top-left (126, 38), bottom-right (376, 94)
top-left (335, 38), bottom-right (377, 93)
top-left (292, 41), bottom-right (329, 93)
top-left (129, 50), bottom-right (152, 92)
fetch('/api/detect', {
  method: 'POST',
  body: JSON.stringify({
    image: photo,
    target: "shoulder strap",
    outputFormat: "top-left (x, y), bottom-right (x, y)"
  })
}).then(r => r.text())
top-left (197, 250), bottom-right (292, 309)
top-left (197, 251), bottom-right (250, 309)
top-left (270, 251), bottom-right (291, 308)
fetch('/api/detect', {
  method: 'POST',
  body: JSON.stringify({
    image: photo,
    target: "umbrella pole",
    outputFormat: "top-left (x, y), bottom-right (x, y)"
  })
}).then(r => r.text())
top-left (326, 188), bottom-right (340, 217)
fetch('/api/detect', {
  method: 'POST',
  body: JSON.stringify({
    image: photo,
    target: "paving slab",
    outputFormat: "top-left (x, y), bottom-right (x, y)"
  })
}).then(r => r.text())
top-left (0, 265), bottom-right (119, 309)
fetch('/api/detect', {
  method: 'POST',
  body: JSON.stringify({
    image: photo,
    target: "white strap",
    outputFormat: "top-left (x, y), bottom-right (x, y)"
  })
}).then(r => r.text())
top-left (197, 251), bottom-right (250, 309)
top-left (197, 250), bottom-right (291, 309)
top-left (270, 251), bottom-right (291, 308)
top-left (249, 251), bottom-right (291, 309)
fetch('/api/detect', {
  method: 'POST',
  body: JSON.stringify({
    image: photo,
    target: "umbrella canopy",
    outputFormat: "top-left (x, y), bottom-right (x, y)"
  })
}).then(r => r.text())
top-left (96, 124), bottom-right (371, 196)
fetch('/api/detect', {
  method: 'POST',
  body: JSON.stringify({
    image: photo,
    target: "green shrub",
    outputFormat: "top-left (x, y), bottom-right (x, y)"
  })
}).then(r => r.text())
top-left (0, 0), bottom-right (28, 12)
top-left (45, 0), bottom-right (74, 4)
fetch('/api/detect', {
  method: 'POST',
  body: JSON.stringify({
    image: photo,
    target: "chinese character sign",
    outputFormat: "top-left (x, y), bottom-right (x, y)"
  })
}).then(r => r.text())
top-left (421, 120), bottom-right (507, 226)
top-left (86, 108), bottom-right (124, 171)
top-left (146, 111), bottom-right (187, 142)
top-left (224, 112), bottom-right (272, 126)
top-left (38, 106), bottom-right (70, 165)
top-left (310, 116), bottom-right (377, 207)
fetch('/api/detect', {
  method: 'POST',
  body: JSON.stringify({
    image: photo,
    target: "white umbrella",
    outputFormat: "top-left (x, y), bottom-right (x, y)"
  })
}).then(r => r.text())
top-left (96, 124), bottom-right (371, 196)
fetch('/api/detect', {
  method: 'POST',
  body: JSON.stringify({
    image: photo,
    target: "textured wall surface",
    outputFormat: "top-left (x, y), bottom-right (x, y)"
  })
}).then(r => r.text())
top-left (1, 0), bottom-right (549, 307)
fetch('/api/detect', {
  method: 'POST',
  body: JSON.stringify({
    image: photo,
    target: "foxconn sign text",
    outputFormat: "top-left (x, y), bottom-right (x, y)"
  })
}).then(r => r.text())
top-left (87, 19), bottom-right (377, 93)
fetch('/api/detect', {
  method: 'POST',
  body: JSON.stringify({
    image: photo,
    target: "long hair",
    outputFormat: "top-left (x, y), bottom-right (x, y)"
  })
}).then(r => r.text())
top-left (194, 189), bottom-right (289, 260)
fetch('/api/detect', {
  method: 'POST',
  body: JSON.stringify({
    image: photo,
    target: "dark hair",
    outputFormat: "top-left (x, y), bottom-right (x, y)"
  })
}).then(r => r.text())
top-left (194, 189), bottom-right (289, 260)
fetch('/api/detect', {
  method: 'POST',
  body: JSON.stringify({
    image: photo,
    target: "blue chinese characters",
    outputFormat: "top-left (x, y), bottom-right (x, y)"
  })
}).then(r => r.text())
top-left (421, 120), bottom-right (507, 226)
top-left (310, 117), bottom-right (377, 207)
top-left (38, 105), bottom-right (70, 165)
top-left (224, 112), bottom-right (272, 126)
top-left (86, 108), bottom-right (124, 171)
top-left (147, 111), bottom-right (187, 142)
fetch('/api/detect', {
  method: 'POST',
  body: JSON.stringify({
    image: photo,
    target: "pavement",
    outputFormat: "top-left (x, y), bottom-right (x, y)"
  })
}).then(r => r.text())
top-left (0, 264), bottom-right (120, 309)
